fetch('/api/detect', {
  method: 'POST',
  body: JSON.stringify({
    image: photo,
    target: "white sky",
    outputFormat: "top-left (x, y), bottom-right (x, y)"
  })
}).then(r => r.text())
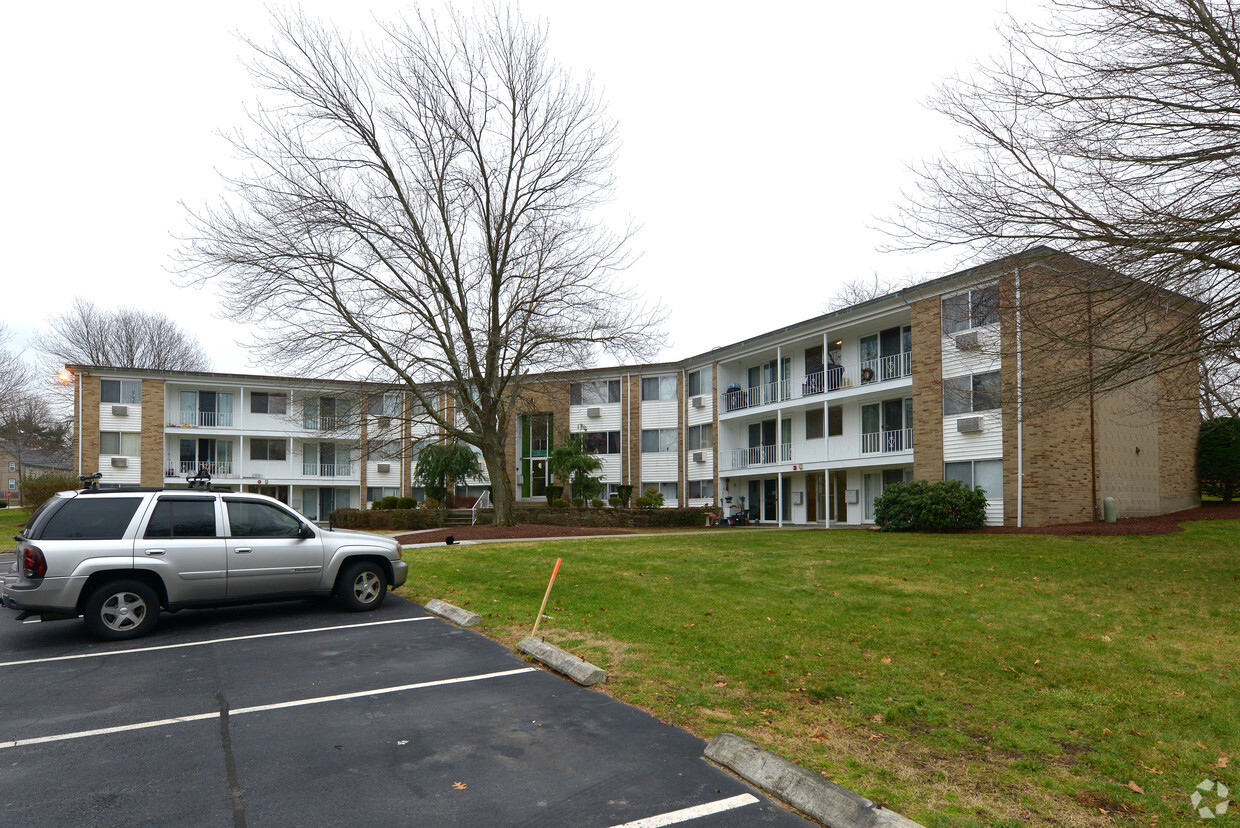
top-left (1, 0), bottom-right (1026, 377)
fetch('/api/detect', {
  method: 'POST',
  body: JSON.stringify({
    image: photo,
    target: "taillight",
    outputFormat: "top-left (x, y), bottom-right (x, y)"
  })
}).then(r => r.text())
top-left (22, 546), bottom-right (47, 579)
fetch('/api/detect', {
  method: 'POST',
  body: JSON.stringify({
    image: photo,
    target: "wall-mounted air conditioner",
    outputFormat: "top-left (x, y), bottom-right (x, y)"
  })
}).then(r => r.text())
top-left (845, 488), bottom-right (860, 504)
top-left (953, 331), bottom-right (981, 350)
top-left (586, 406), bottom-right (601, 418)
top-left (111, 405), bottom-right (129, 416)
top-left (111, 457), bottom-right (129, 468)
top-left (956, 416), bottom-right (984, 433)
top-left (691, 450), bottom-right (705, 463)
top-left (377, 463), bottom-right (391, 473)
top-left (691, 395), bottom-right (705, 409)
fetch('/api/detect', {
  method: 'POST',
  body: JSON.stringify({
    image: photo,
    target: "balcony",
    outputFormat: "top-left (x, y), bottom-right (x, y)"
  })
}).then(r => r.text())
top-left (302, 462), bottom-right (355, 477)
top-left (721, 353), bottom-right (912, 412)
top-left (721, 428), bottom-right (913, 472)
top-left (171, 460), bottom-right (235, 478)
top-left (303, 416), bottom-right (352, 432)
top-left (176, 409), bottom-right (234, 428)
top-left (726, 443), bottom-right (793, 470)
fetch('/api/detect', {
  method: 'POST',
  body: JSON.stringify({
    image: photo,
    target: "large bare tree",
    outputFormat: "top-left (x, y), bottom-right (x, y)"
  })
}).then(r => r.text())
top-left (0, 324), bottom-right (34, 408)
top-left (888, 0), bottom-right (1240, 405)
top-left (35, 298), bottom-right (211, 372)
top-left (180, 7), bottom-right (661, 524)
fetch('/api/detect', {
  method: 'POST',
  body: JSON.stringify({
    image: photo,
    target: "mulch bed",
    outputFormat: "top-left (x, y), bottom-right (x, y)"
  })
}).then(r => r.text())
top-left (968, 501), bottom-right (1240, 536)
top-left (394, 524), bottom-right (636, 544)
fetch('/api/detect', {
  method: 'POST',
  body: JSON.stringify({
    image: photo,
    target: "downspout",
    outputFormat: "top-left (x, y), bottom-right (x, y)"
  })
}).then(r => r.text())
top-left (625, 372), bottom-right (631, 492)
top-left (1015, 267), bottom-right (1024, 528)
top-left (1087, 292), bottom-right (1098, 520)
top-left (77, 370), bottom-right (83, 476)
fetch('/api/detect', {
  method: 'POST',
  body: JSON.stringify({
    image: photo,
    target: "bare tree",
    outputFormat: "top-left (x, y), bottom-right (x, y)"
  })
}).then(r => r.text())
top-left (179, 7), bottom-right (662, 524)
top-left (0, 324), bottom-right (34, 409)
top-left (35, 298), bottom-right (211, 372)
top-left (823, 272), bottom-right (922, 312)
top-left (887, 0), bottom-right (1240, 403)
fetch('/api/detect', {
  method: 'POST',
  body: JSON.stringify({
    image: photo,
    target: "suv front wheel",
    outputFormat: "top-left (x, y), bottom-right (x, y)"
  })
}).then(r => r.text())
top-left (337, 561), bottom-right (387, 612)
top-left (84, 579), bottom-right (160, 640)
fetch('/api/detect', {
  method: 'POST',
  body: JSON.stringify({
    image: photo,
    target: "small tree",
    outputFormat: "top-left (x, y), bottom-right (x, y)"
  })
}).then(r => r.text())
top-left (548, 434), bottom-right (603, 501)
top-left (414, 443), bottom-right (481, 507)
top-left (1199, 417), bottom-right (1240, 503)
top-left (635, 486), bottom-right (664, 510)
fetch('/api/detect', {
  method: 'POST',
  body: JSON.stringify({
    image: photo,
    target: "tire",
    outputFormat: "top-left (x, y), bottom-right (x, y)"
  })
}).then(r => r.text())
top-left (337, 561), bottom-right (387, 612)
top-left (83, 579), bottom-right (160, 641)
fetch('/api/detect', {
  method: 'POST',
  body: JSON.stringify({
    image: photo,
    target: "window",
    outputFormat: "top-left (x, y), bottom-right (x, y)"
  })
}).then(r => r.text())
top-left (7, 461), bottom-right (14, 472)
top-left (100, 379), bottom-right (142, 405)
top-left (687, 479), bottom-right (714, 499)
top-left (687, 423), bottom-right (713, 451)
top-left (40, 497), bottom-right (144, 540)
top-left (570, 380), bottom-right (620, 406)
top-left (943, 371), bottom-right (1002, 415)
top-left (226, 499), bottom-right (304, 538)
top-left (251, 392), bottom-right (288, 415)
top-left (250, 438), bottom-right (288, 462)
top-left (805, 409), bottom-right (825, 440)
top-left (100, 431), bottom-right (141, 455)
top-left (372, 439), bottom-right (403, 461)
top-left (367, 392), bottom-right (400, 417)
top-left (582, 431), bottom-right (621, 454)
top-left (641, 481), bottom-right (678, 503)
top-left (945, 459), bottom-right (1003, 499)
top-left (686, 369), bottom-right (711, 398)
top-left (828, 406), bottom-right (843, 437)
top-left (367, 487), bottom-right (399, 502)
top-left (303, 396), bottom-right (343, 429)
top-left (942, 283), bottom-right (1000, 334)
top-left (641, 428), bottom-right (677, 453)
top-left (7, 478), bottom-right (15, 490)
top-left (641, 375), bottom-right (677, 401)
top-left (144, 498), bottom-right (218, 539)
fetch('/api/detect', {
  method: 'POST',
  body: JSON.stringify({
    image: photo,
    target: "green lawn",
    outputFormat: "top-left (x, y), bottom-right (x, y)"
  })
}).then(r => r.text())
top-left (398, 523), bottom-right (1240, 827)
top-left (0, 506), bottom-right (31, 535)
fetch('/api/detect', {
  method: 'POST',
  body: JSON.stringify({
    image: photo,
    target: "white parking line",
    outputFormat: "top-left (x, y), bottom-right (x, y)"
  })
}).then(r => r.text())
top-left (0, 616), bottom-right (433, 668)
top-left (605, 794), bottom-right (760, 827)
top-left (1, 667), bottom-right (537, 750)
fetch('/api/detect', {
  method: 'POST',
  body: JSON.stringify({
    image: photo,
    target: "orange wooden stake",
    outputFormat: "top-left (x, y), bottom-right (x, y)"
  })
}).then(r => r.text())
top-left (531, 557), bottom-right (562, 638)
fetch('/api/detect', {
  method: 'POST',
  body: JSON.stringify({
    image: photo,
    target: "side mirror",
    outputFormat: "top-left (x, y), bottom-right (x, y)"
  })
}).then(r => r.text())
top-left (299, 524), bottom-right (316, 539)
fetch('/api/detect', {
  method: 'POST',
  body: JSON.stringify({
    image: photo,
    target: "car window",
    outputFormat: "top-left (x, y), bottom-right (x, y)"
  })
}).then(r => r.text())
top-left (38, 497), bottom-right (145, 541)
top-left (226, 500), bottom-right (303, 539)
top-left (145, 498), bottom-right (218, 539)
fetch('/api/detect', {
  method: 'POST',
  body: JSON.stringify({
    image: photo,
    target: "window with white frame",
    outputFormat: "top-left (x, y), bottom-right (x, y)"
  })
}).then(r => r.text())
top-left (100, 431), bottom-right (140, 455)
top-left (367, 392), bottom-right (401, 417)
top-left (100, 379), bottom-right (141, 405)
top-left (366, 486), bottom-right (399, 502)
top-left (641, 375), bottom-right (678, 401)
top-left (582, 431), bottom-right (621, 454)
top-left (942, 284), bottom-right (1000, 334)
top-left (945, 459), bottom-right (1003, 499)
top-left (7, 461), bottom-right (14, 472)
top-left (570, 379), bottom-right (620, 406)
top-left (687, 423), bottom-right (712, 451)
top-left (7, 478), bottom-right (15, 490)
top-left (687, 479), bottom-right (714, 499)
top-left (805, 409), bottom-right (825, 440)
top-left (686, 369), bottom-right (711, 398)
top-left (250, 392), bottom-right (288, 415)
top-left (641, 481), bottom-right (678, 503)
top-left (943, 371), bottom-right (1001, 415)
top-left (641, 428), bottom-right (677, 453)
top-left (372, 438), bottom-right (403, 461)
top-left (249, 438), bottom-right (288, 461)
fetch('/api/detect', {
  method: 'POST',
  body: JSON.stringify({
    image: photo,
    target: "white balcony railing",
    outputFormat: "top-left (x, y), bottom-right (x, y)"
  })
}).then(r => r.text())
top-left (303, 416), bottom-right (351, 432)
top-left (861, 428), bottom-right (913, 454)
top-left (727, 443), bottom-right (793, 469)
top-left (302, 462), bottom-right (355, 477)
top-left (721, 353), bottom-right (912, 412)
top-left (177, 409), bottom-right (233, 428)
top-left (172, 460), bottom-right (235, 477)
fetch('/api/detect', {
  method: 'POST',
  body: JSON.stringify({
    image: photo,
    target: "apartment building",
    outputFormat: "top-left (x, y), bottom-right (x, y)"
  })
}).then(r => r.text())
top-left (66, 248), bottom-right (1200, 527)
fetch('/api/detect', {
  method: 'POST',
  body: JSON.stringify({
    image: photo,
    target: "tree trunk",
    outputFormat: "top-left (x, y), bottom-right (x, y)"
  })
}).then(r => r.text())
top-left (479, 439), bottom-right (515, 526)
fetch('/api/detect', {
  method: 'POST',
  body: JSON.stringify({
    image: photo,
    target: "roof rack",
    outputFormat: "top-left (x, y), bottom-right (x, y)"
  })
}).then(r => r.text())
top-left (78, 472), bottom-right (103, 491)
top-left (187, 469), bottom-right (213, 491)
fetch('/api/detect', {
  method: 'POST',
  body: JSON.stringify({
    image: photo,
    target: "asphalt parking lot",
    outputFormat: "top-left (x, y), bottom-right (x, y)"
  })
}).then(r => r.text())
top-left (0, 593), bottom-right (814, 827)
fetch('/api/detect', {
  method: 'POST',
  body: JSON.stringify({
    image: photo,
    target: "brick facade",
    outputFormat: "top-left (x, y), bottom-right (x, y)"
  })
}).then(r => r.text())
top-left (140, 379), bottom-right (165, 487)
top-left (910, 295), bottom-right (944, 482)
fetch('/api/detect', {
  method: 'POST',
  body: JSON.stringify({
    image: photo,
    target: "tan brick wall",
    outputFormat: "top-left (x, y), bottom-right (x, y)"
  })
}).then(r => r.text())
top-left (503, 380), bottom-right (570, 497)
top-left (81, 373), bottom-right (101, 478)
top-left (678, 369), bottom-right (687, 505)
top-left (140, 379), bottom-right (165, 486)
top-left (910, 295), bottom-right (944, 482)
top-left (712, 362), bottom-right (720, 506)
top-left (1095, 380), bottom-right (1162, 517)
top-left (625, 375), bottom-right (642, 487)
top-left (1157, 364), bottom-right (1201, 513)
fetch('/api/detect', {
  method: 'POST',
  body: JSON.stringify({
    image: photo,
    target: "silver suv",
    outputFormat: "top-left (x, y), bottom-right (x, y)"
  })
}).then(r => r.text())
top-left (2, 485), bottom-right (408, 640)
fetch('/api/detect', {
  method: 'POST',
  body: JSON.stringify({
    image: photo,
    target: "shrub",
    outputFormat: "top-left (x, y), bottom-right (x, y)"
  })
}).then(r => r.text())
top-left (635, 486), bottom-right (664, 510)
top-left (19, 474), bottom-right (79, 511)
top-left (330, 508), bottom-right (443, 530)
top-left (544, 485), bottom-right (564, 505)
top-left (551, 497), bottom-right (570, 508)
top-left (1200, 417), bottom-right (1240, 503)
top-left (608, 496), bottom-right (621, 507)
top-left (571, 496), bottom-right (585, 507)
top-left (396, 496), bottom-right (417, 509)
top-left (873, 479), bottom-right (987, 532)
top-left (0, 501), bottom-right (7, 508)
top-left (420, 497), bottom-right (441, 509)
top-left (591, 498), bottom-right (605, 509)
top-left (379, 495), bottom-right (400, 510)
top-left (614, 484), bottom-right (634, 507)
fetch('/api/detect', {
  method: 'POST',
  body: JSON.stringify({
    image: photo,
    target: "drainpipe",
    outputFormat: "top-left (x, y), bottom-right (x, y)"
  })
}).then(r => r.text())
top-left (1015, 266), bottom-right (1024, 529)
top-left (77, 370), bottom-right (83, 476)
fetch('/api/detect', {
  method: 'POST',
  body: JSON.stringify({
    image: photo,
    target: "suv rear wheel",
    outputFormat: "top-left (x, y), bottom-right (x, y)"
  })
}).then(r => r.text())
top-left (84, 579), bottom-right (160, 640)
top-left (337, 561), bottom-right (387, 612)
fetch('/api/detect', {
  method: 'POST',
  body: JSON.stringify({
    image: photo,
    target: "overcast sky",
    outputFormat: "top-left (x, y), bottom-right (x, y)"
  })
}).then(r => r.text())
top-left (2, 0), bottom-right (1028, 378)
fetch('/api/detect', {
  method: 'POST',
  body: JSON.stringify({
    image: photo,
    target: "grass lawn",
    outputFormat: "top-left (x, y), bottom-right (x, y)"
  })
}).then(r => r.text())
top-left (398, 523), bottom-right (1239, 827)
top-left (0, 506), bottom-right (31, 535)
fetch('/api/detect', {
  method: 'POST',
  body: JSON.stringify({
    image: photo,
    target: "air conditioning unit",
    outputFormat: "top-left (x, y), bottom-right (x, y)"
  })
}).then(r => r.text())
top-left (377, 463), bottom-right (391, 473)
top-left (691, 395), bottom-right (705, 409)
top-left (586, 406), bottom-right (601, 418)
top-left (111, 457), bottom-right (129, 468)
top-left (845, 488), bottom-right (860, 504)
top-left (953, 331), bottom-right (981, 350)
top-left (111, 405), bottom-right (129, 416)
top-left (956, 416), bottom-right (984, 433)
top-left (691, 450), bottom-right (705, 463)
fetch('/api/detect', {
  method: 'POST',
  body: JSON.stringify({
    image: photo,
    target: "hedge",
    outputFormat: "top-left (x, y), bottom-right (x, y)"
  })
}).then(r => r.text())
top-left (872, 479), bottom-right (987, 532)
top-left (332, 505), bottom-right (713, 530)
top-left (330, 508), bottom-right (445, 530)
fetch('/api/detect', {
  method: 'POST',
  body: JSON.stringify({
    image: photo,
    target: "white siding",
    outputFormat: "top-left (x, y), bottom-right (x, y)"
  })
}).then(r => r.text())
top-left (940, 324), bottom-right (1001, 379)
top-left (597, 455), bottom-right (622, 482)
top-left (942, 412), bottom-right (1003, 461)
top-left (98, 455), bottom-right (140, 484)
top-left (641, 400), bottom-right (678, 428)
top-left (100, 404), bottom-right (142, 432)
top-left (366, 461), bottom-right (401, 487)
top-left (985, 499), bottom-right (1004, 526)
top-left (569, 403), bottom-right (621, 431)
top-left (641, 452), bottom-right (678, 481)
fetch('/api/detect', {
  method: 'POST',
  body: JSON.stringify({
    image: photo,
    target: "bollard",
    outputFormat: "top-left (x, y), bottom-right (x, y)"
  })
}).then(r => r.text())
top-left (1103, 496), bottom-right (1116, 523)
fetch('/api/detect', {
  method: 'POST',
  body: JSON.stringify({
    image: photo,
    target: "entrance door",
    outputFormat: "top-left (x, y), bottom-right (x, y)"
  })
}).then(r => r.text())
top-left (747, 479), bottom-right (761, 520)
top-left (763, 479), bottom-right (778, 522)
top-left (806, 474), bottom-right (818, 522)
top-left (829, 471), bottom-right (848, 522)
top-left (864, 472), bottom-right (883, 522)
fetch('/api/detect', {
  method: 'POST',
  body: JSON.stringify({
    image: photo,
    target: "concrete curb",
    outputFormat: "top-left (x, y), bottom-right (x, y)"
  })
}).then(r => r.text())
top-left (516, 636), bottom-right (606, 686)
top-left (424, 599), bottom-right (481, 627)
top-left (704, 734), bottom-right (923, 828)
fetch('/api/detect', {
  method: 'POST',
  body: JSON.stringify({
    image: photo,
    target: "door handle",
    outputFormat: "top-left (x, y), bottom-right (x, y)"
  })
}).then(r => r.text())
top-left (234, 547), bottom-right (253, 554)
top-left (145, 549), bottom-right (166, 556)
